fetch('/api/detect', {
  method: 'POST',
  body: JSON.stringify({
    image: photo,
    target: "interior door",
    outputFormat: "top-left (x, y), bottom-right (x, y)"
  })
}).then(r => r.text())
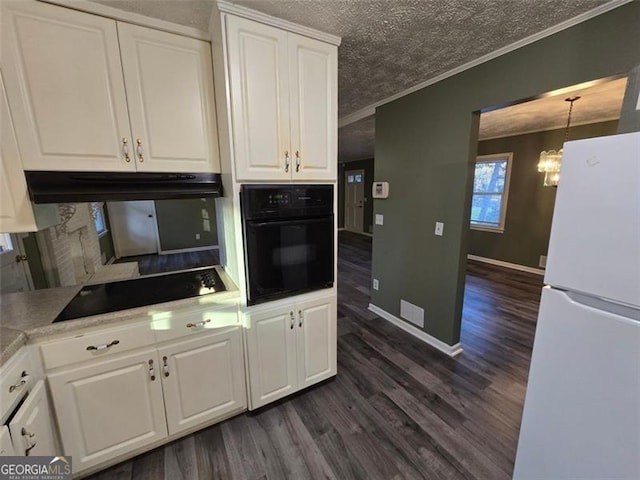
top-left (344, 169), bottom-right (365, 233)
top-left (288, 33), bottom-right (337, 181)
top-left (107, 201), bottom-right (159, 258)
top-left (8, 381), bottom-right (57, 456)
top-left (117, 23), bottom-right (220, 173)
top-left (226, 15), bottom-right (291, 181)
top-left (0, 234), bottom-right (32, 294)
top-left (1, 1), bottom-right (134, 171)
top-left (161, 328), bottom-right (246, 435)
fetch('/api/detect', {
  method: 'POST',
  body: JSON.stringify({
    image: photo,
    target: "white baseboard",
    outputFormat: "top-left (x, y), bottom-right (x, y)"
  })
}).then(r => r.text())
top-left (467, 254), bottom-right (545, 276)
top-left (160, 245), bottom-right (219, 255)
top-left (368, 303), bottom-right (463, 357)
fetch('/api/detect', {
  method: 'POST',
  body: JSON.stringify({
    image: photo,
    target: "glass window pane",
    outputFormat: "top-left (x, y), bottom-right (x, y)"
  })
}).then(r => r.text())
top-left (347, 175), bottom-right (354, 183)
top-left (474, 160), bottom-right (507, 193)
top-left (355, 174), bottom-right (363, 183)
top-left (470, 194), bottom-right (503, 227)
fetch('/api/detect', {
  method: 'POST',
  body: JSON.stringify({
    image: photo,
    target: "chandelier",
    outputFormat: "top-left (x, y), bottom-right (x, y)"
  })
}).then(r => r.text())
top-left (537, 96), bottom-right (580, 187)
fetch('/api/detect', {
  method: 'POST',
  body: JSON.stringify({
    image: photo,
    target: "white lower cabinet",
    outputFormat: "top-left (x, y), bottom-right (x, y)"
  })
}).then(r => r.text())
top-left (46, 323), bottom-right (246, 475)
top-left (0, 426), bottom-right (14, 456)
top-left (48, 348), bottom-right (168, 473)
top-left (160, 327), bottom-right (246, 435)
top-left (245, 293), bottom-right (337, 409)
top-left (8, 380), bottom-right (58, 456)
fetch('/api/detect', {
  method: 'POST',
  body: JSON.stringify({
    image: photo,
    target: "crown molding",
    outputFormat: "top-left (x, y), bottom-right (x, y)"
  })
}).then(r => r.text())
top-left (39, 0), bottom-right (210, 40)
top-left (216, 0), bottom-right (341, 46)
top-left (338, 0), bottom-right (632, 128)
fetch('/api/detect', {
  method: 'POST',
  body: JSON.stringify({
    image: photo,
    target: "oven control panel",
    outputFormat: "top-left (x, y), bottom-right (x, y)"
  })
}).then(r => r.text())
top-left (241, 184), bottom-right (333, 220)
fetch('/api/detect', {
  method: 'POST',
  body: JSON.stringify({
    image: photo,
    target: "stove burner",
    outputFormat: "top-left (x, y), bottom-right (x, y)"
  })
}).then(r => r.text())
top-left (54, 267), bottom-right (226, 322)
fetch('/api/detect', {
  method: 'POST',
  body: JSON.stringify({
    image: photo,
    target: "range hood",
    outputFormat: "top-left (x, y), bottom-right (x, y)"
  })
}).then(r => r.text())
top-left (25, 171), bottom-right (223, 204)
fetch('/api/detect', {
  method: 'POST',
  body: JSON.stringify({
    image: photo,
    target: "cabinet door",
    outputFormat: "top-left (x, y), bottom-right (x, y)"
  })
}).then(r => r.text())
top-left (296, 295), bottom-right (337, 389)
top-left (0, 71), bottom-right (36, 232)
top-left (226, 15), bottom-right (291, 181)
top-left (289, 34), bottom-right (338, 181)
top-left (117, 23), bottom-right (220, 173)
top-left (48, 349), bottom-right (167, 473)
top-left (161, 327), bottom-right (246, 435)
top-left (0, 426), bottom-right (15, 456)
top-left (245, 306), bottom-right (298, 409)
top-left (1, 1), bottom-right (134, 171)
top-left (8, 381), bottom-right (57, 456)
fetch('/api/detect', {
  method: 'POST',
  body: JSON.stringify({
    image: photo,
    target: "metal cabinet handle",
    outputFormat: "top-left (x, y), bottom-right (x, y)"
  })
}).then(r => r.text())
top-left (136, 138), bottom-right (144, 163)
top-left (295, 151), bottom-right (301, 172)
top-left (298, 309), bottom-right (303, 327)
top-left (25, 443), bottom-right (37, 456)
top-left (9, 371), bottom-right (28, 393)
top-left (148, 359), bottom-right (156, 381)
top-left (284, 151), bottom-right (290, 172)
top-left (162, 356), bottom-right (170, 377)
top-left (86, 340), bottom-right (120, 351)
top-left (290, 311), bottom-right (295, 330)
top-left (15, 255), bottom-right (27, 263)
top-left (22, 428), bottom-right (37, 456)
top-left (186, 319), bottom-right (211, 328)
top-left (122, 138), bottom-right (131, 162)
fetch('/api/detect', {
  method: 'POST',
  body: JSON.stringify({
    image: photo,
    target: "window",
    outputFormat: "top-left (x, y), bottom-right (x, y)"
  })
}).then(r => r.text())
top-left (91, 202), bottom-right (108, 236)
top-left (470, 153), bottom-right (512, 232)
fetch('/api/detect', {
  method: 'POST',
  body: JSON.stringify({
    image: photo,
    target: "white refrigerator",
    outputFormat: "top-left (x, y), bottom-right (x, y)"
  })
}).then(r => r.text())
top-left (513, 132), bottom-right (640, 480)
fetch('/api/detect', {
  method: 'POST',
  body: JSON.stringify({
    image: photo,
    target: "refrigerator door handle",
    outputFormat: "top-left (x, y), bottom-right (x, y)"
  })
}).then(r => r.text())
top-left (564, 289), bottom-right (640, 322)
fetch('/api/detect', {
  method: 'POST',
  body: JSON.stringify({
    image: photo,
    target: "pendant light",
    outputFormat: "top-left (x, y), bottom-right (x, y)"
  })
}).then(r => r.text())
top-left (537, 96), bottom-right (580, 187)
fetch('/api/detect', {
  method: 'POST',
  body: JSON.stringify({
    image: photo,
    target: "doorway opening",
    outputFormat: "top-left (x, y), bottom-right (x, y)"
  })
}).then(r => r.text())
top-left (344, 169), bottom-right (365, 234)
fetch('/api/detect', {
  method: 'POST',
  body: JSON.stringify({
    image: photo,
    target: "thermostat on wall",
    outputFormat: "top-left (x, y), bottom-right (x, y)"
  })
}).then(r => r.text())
top-left (372, 181), bottom-right (389, 199)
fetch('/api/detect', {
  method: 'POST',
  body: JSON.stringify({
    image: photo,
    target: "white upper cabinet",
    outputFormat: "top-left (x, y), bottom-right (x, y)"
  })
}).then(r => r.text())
top-left (1, 1), bottom-right (220, 173)
top-left (288, 33), bottom-right (337, 181)
top-left (226, 16), bottom-right (291, 181)
top-left (1, 71), bottom-right (58, 232)
top-left (226, 15), bottom-right (337, 182)
top-left (1, 1), bottom-right (134, 172)
top-left (117, 23), bottom-right (220, 173)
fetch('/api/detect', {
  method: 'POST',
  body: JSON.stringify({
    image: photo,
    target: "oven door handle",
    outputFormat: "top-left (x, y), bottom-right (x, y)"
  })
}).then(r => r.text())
top-left (248, 217), bottom-right (333, 228)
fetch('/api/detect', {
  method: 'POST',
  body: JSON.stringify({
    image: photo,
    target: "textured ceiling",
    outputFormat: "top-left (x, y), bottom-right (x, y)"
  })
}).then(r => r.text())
top-left (478, 77), bottom-right (627, 140)
top-left (87, 0), bottom-right (617, 161)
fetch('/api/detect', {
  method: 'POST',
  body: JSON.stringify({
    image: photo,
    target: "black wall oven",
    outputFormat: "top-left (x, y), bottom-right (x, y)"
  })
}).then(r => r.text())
top-left (241, 184), bottom-right (334, 305)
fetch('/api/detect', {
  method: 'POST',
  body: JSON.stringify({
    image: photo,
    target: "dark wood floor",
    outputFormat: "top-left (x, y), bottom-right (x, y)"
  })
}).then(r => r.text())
top-left (89, 231), bottom-right (543, 480)
top-left (115, 249), bottom-right (220, 276)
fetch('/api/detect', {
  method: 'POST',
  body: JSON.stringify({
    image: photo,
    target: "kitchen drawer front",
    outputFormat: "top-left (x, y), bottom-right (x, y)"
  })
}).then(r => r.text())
top-left (0, 349), bottom-right (34, 423)
top-left (151, 305), bottom-right (240, 344)
top-left (40, 321), bottom-right (156, 370)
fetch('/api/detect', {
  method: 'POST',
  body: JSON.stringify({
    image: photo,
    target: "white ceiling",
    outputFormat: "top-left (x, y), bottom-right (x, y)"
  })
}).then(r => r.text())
top-left (89, 0), bottom-right (622, 160)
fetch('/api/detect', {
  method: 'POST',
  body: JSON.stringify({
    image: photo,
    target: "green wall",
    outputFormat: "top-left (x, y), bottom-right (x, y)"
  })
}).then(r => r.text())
top-left (338, 158), bottom-right (375, 232)
top-left (154, 198), bottom-right (218, 252)
top-left (372, 3), bottom-right (640, 346)
top-left (470, 120), bottom-right (619, 269)
top-left (22, 233), bottom-right (47, 290)
top-left (98, 206), bottom-right (115, 263)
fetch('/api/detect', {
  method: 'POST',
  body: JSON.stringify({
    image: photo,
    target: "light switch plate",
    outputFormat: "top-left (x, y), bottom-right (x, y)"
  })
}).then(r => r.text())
top-left (375, 214), bottom-right (384, 226)
top-left (435, 222), bottom-right (444, 236)
top-left (373, 279), bottom-right (379, 290)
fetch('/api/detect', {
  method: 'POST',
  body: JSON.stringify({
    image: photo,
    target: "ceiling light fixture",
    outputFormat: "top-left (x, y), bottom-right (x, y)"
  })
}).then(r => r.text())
top-left (537, 96), bottom-right (580, 187)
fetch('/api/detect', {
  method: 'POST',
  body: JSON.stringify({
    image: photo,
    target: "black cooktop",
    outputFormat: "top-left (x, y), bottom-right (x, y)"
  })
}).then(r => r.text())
top-left (54, 267), bottom-right (226, 322)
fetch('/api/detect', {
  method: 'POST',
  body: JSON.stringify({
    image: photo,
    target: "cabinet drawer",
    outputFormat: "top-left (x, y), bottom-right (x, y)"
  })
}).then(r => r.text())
top-left (40, 321), bottom-right (155, 370)
top-left (151, 305), bottom-right (239, 344)
top-left (0, 349), bottom-right (33, 423)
